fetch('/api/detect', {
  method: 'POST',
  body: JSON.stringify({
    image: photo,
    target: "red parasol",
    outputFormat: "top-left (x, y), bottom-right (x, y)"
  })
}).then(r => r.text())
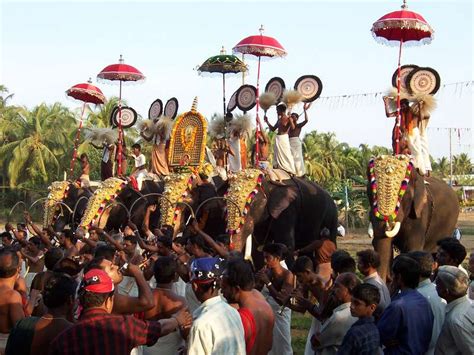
top-left (97, 55), bottom-right (145, 175)
top-left (233, 25), bottom-right (286, 162)
top-left (371, 0), bottom-right (434, 154)
top-left (66, 79), bottom-right (106, 178)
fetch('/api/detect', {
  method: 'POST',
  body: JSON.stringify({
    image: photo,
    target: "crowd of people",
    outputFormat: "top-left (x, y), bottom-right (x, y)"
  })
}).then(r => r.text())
top-left (0, 208), bottom-right (472, 355)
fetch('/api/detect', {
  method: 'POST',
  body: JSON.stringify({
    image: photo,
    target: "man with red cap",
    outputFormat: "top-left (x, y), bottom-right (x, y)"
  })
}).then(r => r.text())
top-left (49, 269), bottom-right (192, 355)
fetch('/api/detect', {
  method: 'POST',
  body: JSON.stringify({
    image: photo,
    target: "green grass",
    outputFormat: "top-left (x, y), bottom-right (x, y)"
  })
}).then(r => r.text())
top-left (291, 312), bottom-right (312, 354)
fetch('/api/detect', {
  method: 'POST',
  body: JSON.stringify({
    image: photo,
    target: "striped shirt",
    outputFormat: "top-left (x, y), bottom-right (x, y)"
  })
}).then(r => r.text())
top-left (48, 308), bottom-right (161, 355)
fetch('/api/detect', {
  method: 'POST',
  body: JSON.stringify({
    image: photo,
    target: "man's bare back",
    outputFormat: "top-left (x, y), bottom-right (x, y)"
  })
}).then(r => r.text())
top-left (144, 288), bottom-right (187, 321)
top-left (241, 289), bottom-right (275, 355)
top-left (0, 286), bottom-right (24, 334)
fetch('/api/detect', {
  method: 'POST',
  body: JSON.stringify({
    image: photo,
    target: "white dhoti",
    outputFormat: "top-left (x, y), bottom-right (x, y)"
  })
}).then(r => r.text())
top-left (25, 272), bottom-right (37, 292)
top-left (0, 333), bottom-right (9, 355)
top-left (134, 169), bottom-right (148, 191)
top-left (274, 134), bottom-right (296, 175)
top-left (228, 137), bottom-right (242, 173)
top-left (305, 317), bottom-right (322, 355)
top-left (408, 127), bottom-right (430, 175)
top-left (80, 174), bottom-right (90, 188)
top-left (143, 330), bottom-right (184, 355)
top-left (172, 277), bottom-right (187, 298)
top-left (262, 287), bottom-right (292, 355)
top-left (289, 137), bottom-right (305, 177)
top-left (215, 166), bottom-right (228, 181)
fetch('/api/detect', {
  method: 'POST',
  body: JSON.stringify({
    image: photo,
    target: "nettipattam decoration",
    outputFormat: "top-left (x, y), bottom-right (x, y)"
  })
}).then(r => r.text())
top-left (80, 177), bottom-right (127, 229)
top-left (160, 172), bottom-right (194, 226)
top-left (225, 169), bottom-right (264, 235)
top-left (43, 181), bottom-right (71, 228)
top-left (168, 97), bottom-right (207, 167)
top-left (369, 155), bottom-right (413, 222)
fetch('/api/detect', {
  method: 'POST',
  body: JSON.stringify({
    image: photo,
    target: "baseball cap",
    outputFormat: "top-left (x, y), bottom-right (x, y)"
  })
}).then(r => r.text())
top-left (81, 269), bottom-right (114, 293)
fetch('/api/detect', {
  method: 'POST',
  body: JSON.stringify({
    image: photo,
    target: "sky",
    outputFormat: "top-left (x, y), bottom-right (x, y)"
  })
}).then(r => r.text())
top-left (1, 0), bottom-right (472, 159)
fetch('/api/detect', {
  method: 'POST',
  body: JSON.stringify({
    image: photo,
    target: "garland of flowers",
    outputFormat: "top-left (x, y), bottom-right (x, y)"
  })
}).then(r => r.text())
top-left (225, 170), bottom-right (264, 235)
top-left (80, 178), bottom-right (127, 229)
top-left (369, 158), bottom-right (413, 222)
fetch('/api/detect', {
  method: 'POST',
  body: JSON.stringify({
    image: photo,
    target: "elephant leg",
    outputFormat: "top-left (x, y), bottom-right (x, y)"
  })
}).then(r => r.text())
top-left (372, 236), bottom-right (393, 281)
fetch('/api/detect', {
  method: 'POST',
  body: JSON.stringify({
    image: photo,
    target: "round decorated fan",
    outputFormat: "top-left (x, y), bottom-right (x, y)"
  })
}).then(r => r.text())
top-left (294, 75), bottom-right (323, 102)
top-left (236, 85), bottom-right (257, 112)
top-left (407, 67), bottom-right (441, 95)
top-left (148, 99), bottom-right (163, 120)
top-left (112, 106), bottom-right (138, 128)
top-left (110, 106), bottom-right (119, 127)
top-left (164, 97), bottom-right (179, 119)
top-left (265, 77), bottom-right (285, 102)
top-left (392, 65), bottom-right (418, 93)
top-left (227, 90), bottom-right (238, 113)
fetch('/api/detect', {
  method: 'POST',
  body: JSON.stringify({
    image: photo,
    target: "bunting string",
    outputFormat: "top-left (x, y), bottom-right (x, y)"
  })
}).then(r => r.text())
top-left (314, 80), bottom-right (473, 108)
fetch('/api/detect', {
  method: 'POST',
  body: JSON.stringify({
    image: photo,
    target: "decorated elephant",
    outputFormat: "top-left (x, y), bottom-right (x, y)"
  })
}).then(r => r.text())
top-left (367, 155), bottom-right (459, 280)
top-left (226, 169), bottom-right (339, 269)
top-left (158, 170), bottom-right (228, 238)
top-left (79, 178), bottom-right (164, 232)
top-left (43, 181), bottom-right (93, 232)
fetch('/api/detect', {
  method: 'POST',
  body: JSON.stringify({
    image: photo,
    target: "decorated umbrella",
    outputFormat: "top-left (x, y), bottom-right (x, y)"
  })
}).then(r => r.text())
top-left (198, 47), bottom-right (248, 115)
top-left (233, 25), bottom-right (286, 162)
top-left (66, 78), bottom-right (106, 178)
top-left (371, 0), bottom-right (434, 154)
top-left (97, 55), bottom-right (145, 174)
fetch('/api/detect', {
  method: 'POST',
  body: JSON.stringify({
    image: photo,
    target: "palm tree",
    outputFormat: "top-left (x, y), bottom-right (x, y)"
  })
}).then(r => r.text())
top-left (0, 103), bottom-right (76, 187)
top-left (0, 85), bottom-right (14, 109)
top-left (453, 153), bottom-right (473, 175)
top-left (432, 157), bottom-right (450, 178)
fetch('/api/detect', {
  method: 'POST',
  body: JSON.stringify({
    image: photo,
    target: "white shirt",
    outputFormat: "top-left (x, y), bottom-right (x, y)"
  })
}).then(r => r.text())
top-left (316, 302), bottom-right (357, 355)
top-left (188, 295), bottom-right (246, 355)
top-left (435, 296), bottom-right (474, 355)
top-left (417, 278), bottom-right (446, 355)
top-left (134, 154), bottom-right (146, 169)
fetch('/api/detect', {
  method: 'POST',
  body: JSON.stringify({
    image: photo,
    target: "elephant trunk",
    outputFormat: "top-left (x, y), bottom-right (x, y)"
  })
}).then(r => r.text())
top-left (385, 221), bottom-right (401, 238)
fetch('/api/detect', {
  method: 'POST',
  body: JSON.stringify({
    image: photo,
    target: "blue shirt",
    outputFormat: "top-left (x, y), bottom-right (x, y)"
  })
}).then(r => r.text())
top-left (378, 289), bottom-right (434, 355)
top-left (337, 317), bottom-right (381, 355)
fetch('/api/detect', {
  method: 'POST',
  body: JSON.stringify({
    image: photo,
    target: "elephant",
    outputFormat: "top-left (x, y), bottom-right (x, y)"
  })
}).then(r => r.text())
top-left (103, 180), bottom-right (164, 232)
top-left (227, 172), bottom-right (339, 269)
top-left (367, 155), bottom-right (459, 280)
top-left (43, 181), bottom-right (93, 232)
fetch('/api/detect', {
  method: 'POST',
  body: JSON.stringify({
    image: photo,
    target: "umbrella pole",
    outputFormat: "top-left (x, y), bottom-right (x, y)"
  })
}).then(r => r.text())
top-left (255, 56), bottom-right (262, 164)
top-left (68, 102), bottom-right (86, 179)
top-left (395, 39), bottom-right (403, 155)
top-left (117, 80), bottom-right (123, 176)
top-left (223, 73), bottom-right (226, 115)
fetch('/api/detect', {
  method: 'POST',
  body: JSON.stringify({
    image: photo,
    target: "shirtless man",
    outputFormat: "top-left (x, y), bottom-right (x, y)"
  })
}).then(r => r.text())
top-left (5, 273), bottom-right (76, 355)
top-left (264, 103), bottom-right (296, 175)
top-left (289, 103), bottom-right (310, 177)
top-left (222, 258), bottom-right (275, 355)
top-left (58, 230), bottom-right (78, 258)
top-left (143, 256), bottom-right (188, 355)
top-left (212, 137), bottom-right (234, 180)
top-left (255, 243), bottom-right (294, 355)
top-left (19, 237), bottom-right (44, 290)
top-left (78, 153), bottom-right (90, 187)
top-left (0, 249), bottom-right (25, 354)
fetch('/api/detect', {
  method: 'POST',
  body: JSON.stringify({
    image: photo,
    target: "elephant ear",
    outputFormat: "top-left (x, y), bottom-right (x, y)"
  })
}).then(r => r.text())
top-left (267, 186), bottom-right (298, 219)
top-left (412, 173), bottom-right (427, 219)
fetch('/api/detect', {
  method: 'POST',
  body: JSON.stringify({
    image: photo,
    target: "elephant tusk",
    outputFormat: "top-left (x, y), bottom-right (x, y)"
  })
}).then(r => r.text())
top-left (367, 222), bottom-right (374, 239)
top-left (385, 221), bottom-right (401, 238)
top-left (244, 234), bottom-right (253, 262)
